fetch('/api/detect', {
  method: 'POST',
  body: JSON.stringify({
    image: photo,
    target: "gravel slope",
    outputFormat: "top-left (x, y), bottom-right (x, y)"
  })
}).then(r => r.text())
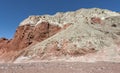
top-left (17, 8), bottom-right (120, 62)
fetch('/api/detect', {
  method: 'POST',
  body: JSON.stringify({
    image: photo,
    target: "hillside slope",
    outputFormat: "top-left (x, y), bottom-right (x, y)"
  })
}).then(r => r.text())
top-left (0, 8), bottom-right (120, 63)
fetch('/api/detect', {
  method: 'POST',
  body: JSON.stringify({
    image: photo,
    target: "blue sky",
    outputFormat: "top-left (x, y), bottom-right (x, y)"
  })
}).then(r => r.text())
top-left (0, 0), bottom-right (120, 39)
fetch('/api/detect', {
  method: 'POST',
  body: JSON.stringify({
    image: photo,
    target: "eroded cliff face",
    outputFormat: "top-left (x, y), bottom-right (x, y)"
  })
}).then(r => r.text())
top-left (0, 22), bottom-right (63, 62)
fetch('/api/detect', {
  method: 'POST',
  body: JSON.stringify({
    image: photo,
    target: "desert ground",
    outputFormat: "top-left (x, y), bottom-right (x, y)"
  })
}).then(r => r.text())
top-left (0, 61), bottom-right (120, 73)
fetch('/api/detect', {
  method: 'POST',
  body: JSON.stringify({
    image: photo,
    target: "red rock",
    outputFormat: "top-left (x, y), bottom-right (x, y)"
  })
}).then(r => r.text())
top-left (0, 21), bottom-right (73, 61)
top-left (0, 22), bottom-right (62, 57)
top-left (91, 17), bottom-right (102, 24)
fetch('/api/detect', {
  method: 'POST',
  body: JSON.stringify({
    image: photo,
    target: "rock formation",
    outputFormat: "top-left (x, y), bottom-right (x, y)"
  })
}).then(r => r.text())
top-left (0, 8), bottom-right (120, 62)
top-left (0, 22), bottom-right (62, 61)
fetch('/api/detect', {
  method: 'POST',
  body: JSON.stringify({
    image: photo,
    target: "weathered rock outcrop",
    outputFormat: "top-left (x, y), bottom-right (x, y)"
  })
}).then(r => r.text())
top-left (0, 22), bottom-right (62, 62)
top-left (0, 8), bottom-right (120, 62)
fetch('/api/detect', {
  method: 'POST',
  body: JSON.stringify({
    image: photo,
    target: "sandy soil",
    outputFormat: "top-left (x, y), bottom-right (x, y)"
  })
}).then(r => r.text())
top-left (0, 61), bottom-right (120, 73)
